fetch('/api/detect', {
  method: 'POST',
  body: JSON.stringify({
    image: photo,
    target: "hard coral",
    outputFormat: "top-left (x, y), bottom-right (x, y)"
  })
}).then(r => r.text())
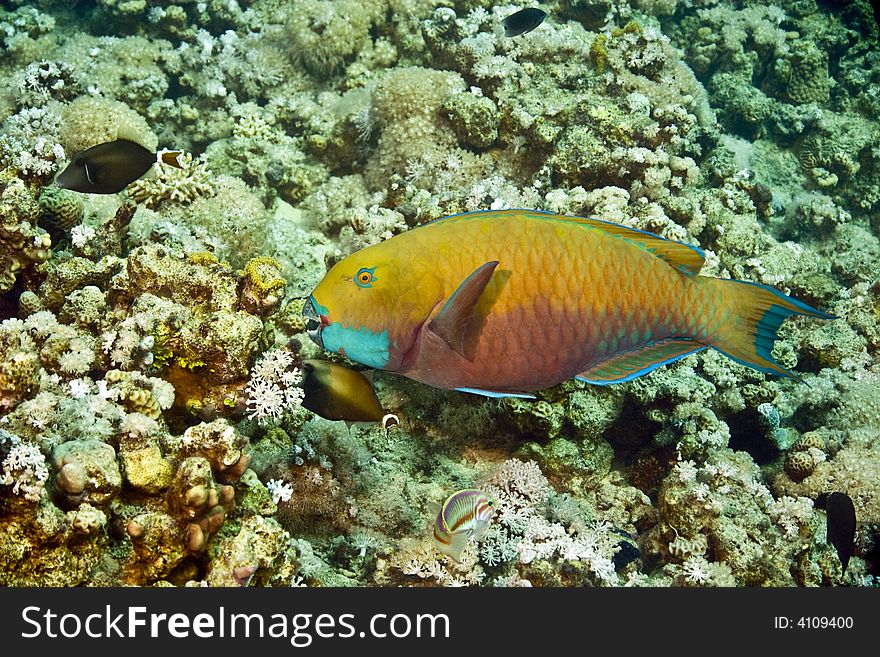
top-left (285, 0), bottom-right (385, 75)
top-left (128, 152), bottom-right (213, 209)
top-left (239, 256), bottom-right (286, 317)
top-left (0, 168), bottom-right (52, 292)
top-left (59, 95), bottom-right (157, 156)
top-left (365, 66), bottom-right (466, 188)
top-left (783, 40), bottom-right (830, 105)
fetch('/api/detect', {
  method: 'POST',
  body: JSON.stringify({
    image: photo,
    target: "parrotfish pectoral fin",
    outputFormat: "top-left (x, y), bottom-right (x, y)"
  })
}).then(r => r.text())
top-left (427, 260), bottom-right (499, 359)
top-left (709, 278), bottom-right (836, 380)
top-left (576, 338), bottom-right (706, 385)
top-left (454, 387), bottom-right (536, 399)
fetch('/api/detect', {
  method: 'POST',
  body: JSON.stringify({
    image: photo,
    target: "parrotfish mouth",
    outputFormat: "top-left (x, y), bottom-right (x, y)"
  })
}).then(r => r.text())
top-left (302, 296), bottom-right (325, 349)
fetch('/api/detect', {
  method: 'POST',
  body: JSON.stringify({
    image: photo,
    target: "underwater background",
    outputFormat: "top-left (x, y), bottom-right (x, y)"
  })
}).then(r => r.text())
top-left (0, 0), bottom-right (878, 587)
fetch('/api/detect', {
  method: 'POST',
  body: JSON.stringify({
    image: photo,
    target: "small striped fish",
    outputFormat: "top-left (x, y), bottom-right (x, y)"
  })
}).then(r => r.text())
top-left (432, 489), bottom-right (496, 562)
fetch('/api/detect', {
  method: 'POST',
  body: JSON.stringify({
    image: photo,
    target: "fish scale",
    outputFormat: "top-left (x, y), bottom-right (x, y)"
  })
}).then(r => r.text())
top-left (306, 210), bottom-right (834, 394)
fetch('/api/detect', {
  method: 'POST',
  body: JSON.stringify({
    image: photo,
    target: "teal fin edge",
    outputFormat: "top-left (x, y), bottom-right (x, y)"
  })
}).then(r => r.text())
top-left (576, 344), bottom-right (707, 386)
top-left (455, 387), bottom-right (536, 399)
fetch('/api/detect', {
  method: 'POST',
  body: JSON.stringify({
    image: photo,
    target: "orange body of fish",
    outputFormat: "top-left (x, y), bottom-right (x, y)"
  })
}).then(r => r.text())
top-left (303, 210), bottom-right (833, 397)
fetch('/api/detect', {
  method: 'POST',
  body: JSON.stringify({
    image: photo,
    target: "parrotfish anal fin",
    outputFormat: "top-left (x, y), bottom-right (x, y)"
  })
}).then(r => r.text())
top-left (428, 261), bottom-right (498, 359)
top-left (576, 338), bottom-right (706, 385)
top-left (561, 215), bottom-right (706, 276)
top-left (455, 387), bottom-right (536, 399)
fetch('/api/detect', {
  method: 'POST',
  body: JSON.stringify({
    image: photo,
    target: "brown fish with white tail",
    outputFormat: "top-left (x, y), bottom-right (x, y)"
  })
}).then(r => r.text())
top-left (301, 359), bottom-right (398, 430)
top-left (56, 139), bottom-right (183, 194)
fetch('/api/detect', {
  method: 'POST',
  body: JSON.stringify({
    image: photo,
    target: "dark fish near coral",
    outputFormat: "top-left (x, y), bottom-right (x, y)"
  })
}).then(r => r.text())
top-left (611, 528), bottom-right (640, 570)
top-left (56, 139), bottom-right (183, 194)
top-left (502, 7), bottom-right (547, 37)
top-left (822, 492), bottom-right (857, 574)
top-left (612, 540), bottom-right (640, 570)
top-left (300, 359), bottom-right (398, 429)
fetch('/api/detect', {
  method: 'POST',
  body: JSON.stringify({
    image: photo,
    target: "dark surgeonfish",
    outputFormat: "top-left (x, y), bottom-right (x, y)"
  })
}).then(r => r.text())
top-left (824, 492), bottom-right (857, 574)
top-left (56, 138), bottom-right (184, 194)
top-left (300, 359), bottom-right (399, 430)
top-left (502, 7), bottom-right (548, 37)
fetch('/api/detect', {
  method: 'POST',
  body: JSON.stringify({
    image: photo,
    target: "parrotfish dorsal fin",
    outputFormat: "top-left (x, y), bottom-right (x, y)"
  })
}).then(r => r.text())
top-left (428, 260), bottom-right (498, 359)
top-left (576, 338), bottom-right (706, 385)
top-left (427, 211), bottom-right (707, 275)
top-left (542, 213), bottom-right (706, 276)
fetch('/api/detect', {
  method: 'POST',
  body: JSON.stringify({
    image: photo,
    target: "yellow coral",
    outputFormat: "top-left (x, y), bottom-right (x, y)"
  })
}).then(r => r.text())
top-left (240, 256), bottom-right (286, 316)
top-left (187, 251), bottom-right (220, 267)
top-left (589, 34), bottom-right (609, 73)
top-left (176, 355), bottom-right (207, 370)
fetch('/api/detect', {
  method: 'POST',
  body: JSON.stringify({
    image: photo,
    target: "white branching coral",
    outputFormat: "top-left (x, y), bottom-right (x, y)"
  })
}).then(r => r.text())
top-left (16, 60), bottom-right (78, 106)
top-left (266, 478), bottom-right (293, 504)
top-left (682, 556), bottom-right (713, 585)
top-left (0, 430), bottom-right (48, 501)
top-left (127, 153), bottom-right (213, 209)
top-left (245, 349), bottom-right (304, 423)
top-left (70, 224), bottom-right (95, 247)
top-left (480, 460), bottom-right (622, 585)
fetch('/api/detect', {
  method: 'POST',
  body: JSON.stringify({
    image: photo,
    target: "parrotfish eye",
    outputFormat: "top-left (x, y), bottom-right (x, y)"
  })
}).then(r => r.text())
top-left (355, 267), bottom-right (376, 288)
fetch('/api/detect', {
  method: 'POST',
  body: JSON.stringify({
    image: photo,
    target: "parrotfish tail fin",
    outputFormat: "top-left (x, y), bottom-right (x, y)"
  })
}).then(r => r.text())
top-left (710, 278), bottom-right (836, 380)
top-left (157, 149), bottom-right (185, 168)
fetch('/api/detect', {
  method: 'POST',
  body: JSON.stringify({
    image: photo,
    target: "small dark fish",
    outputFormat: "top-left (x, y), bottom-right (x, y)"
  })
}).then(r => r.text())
top-left (502, 7), bottom-right (547, 38)
top-left (301, 359), bottom-right (398, 429)
top-left (56, 139), bottom-right (183, 194)
top-left (612, 540), bottom-right (640, 570)
top-left (825, 492), bottom-right (857, 574)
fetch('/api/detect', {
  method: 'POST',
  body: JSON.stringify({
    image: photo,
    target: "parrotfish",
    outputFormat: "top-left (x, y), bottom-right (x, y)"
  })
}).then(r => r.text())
top-left (303, 210), bottom-right (834, 398)
top-left (502, 7), bottom-right (548, 38)
top-left (56, 139), bottom-right (183, 194)
top-left (431, 489), bottom-right (496, 562)
top-left (300, 359), bottom-right (399, 430)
